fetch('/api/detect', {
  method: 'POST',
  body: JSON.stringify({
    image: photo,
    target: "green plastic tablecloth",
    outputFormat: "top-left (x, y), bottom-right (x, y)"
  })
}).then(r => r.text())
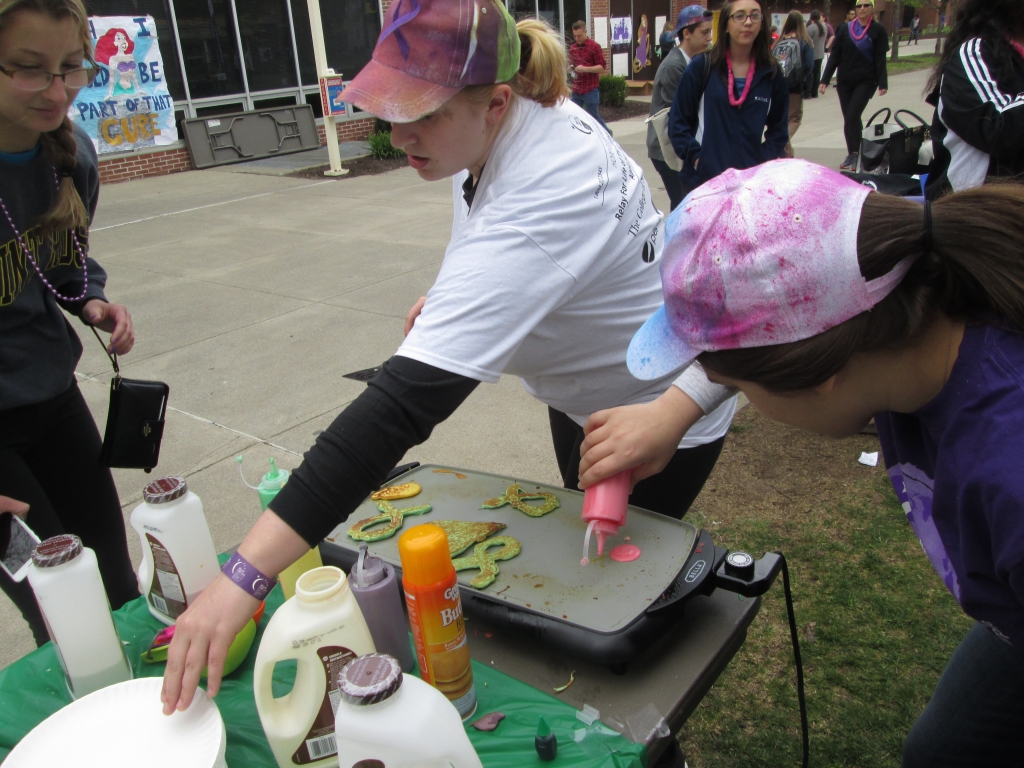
top-left (0, 567), bottom-right (646, 767)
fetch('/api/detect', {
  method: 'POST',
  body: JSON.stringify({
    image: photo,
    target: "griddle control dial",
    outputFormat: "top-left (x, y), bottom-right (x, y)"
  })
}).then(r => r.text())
top-left (724, 551), bottom-right (755, 580)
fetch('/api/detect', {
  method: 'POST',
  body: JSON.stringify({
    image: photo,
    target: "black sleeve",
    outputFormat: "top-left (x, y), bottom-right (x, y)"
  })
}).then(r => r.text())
top-left (821, 27), bottom-right (843, 86)
top-left (269, 356), bottom-right (480, 545)
top-left (873, 23), bottom-right (889, 90)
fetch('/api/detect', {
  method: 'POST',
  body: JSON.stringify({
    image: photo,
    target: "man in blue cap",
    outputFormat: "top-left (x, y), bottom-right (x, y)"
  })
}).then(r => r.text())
top-left (647, 4), bottom-right (713, 210)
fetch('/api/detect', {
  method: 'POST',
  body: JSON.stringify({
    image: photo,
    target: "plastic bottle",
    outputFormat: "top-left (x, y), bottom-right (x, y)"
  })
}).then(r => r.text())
top-left (349, 543), bottom-right (415, 672)
top-left (253, 566), bottom-right (375, 768)
top-left (581, 470), bottom-right (631, 564)
top-left (398, 524), bottom-right (477, 720)
top-left (130, 477), bottom-right (219, 625)
top-left (334, 653), bottom-right (483, 768)
top-left (27, 534), bottom-right (133, 699)
top-left (241, 457), bottom-right (322, 600)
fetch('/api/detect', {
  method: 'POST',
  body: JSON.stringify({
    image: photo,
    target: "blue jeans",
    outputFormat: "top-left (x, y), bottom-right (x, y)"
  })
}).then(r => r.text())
top-left (903, 623), bottom-right (1024, 767)
top-left (570, 88), bottom-right (610, 134)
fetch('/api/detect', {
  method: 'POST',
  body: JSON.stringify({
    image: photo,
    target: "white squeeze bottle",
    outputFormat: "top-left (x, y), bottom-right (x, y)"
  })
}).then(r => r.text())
top-left (130, 477), bottom-right (219, 625)
top-left (335, 653), bottom-right (483, 768)
top-left (254, 566), bottom-right (375, 768)
top-left (27, 534), bottom-right (133, 699)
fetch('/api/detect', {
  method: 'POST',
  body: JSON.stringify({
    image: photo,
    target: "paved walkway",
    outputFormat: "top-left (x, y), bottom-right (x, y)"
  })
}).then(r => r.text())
top-left (0, 67), bottom-right (934, 669)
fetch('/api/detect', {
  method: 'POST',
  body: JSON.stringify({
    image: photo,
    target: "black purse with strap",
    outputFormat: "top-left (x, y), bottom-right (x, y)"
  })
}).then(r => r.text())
top-left (91, 327), bottom-right (168, 472)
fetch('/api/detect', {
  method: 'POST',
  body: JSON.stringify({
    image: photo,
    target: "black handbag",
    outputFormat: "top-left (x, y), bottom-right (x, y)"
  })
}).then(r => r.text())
top-left (860, 108), bottom-right (930, 176)
top-left (91, 327), bottom-right (169, 472)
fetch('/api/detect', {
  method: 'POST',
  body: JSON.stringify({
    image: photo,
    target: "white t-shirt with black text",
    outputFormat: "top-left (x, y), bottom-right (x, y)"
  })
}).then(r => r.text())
top-left (398, 97), bottom-right (735, 447)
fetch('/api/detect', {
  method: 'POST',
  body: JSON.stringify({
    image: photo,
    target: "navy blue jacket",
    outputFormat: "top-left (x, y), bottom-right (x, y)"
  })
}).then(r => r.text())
top-left (668, 53), bottom-right (790, 188)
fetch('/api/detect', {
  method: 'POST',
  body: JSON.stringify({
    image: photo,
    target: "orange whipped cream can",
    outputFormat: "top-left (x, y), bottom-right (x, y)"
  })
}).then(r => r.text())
top-left (398, 524), bottom-right (477, 720)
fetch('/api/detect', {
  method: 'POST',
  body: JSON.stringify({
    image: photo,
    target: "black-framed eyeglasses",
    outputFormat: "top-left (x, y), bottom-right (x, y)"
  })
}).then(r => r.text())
top-left (0, 63), bottom-right (98, 92)
top-left (729, 11), bottom-right (763, 24)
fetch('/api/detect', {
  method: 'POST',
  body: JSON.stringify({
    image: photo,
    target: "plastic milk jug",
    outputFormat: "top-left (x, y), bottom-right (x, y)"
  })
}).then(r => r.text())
top-left (398, 524), bottom-right (477, 720)
top-left (130, 477), bottom-right (219, 625)
top-left (241, 456), bottom-right (323, 599)
top-left (254, 566), bottom-right (375, 768)
top-left (27, 534), bottom-right (133, 699)
top-left (334, 653), bottom-right (483, 768)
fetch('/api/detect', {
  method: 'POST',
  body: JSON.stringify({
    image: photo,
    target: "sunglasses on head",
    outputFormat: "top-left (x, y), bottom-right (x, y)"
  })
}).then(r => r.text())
top-left (855, 3), bottom-right (872, 7)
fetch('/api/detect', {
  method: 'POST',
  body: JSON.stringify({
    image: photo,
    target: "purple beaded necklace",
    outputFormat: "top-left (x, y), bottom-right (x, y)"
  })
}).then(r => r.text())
top-left (0, 166), bottom-right (88, 303)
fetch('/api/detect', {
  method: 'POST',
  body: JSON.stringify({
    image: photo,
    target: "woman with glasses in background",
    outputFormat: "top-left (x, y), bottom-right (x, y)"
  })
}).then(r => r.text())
top-left (667, 0), bottom-right (789, 196)
top-left (820, 0), bottom-right (889, 171)
top-left (0, 0), bottom-right (140, 647)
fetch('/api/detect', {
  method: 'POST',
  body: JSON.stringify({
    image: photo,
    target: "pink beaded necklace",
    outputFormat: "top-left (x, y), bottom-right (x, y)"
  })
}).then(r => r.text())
top-left (849, 16), bottom-right (872, 42)
top-left (726, 50), bottom-right (756, 107)
top-left (0, 167), bottom-right (88, 303)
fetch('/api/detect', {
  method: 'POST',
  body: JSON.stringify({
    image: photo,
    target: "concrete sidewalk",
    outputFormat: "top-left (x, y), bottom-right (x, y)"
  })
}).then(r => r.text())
top-left (0, 67), bottom-right (933, 669)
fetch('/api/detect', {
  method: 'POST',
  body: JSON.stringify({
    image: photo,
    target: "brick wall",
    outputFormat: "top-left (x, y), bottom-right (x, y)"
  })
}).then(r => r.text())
top-left (316, 115), bottom-right (377, 144)
top-left (97, 145), bottom-right (192, 185)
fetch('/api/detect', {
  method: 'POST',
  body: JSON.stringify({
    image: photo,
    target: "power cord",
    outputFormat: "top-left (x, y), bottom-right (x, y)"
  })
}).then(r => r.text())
top-left (777, 551), bottom-right (809, 768)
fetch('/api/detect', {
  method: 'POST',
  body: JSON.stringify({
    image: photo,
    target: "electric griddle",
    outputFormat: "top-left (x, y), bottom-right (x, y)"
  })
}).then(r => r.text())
top-left (320, 463), bottom-right (781, 668)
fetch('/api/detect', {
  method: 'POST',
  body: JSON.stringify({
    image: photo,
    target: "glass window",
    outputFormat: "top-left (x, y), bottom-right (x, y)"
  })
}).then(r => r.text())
top-left (84, 0), bottom-right (186, 100)
top-left (536, 0), bottom-right (560, 36)
top-left (237, 0), bottom-right (298, 92)
top-left (291, 0), bottom-right (380, 86)
top-left (563, 0), bottom-right (586, 43)
top-left (507, 0), bottom-right (536, 21)
top-left (171, 0), bottom-right (244, 98)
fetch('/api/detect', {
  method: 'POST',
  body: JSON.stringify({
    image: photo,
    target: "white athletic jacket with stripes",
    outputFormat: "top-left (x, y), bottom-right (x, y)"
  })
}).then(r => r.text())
top-left (925, 36), bottom-right (1024, 198)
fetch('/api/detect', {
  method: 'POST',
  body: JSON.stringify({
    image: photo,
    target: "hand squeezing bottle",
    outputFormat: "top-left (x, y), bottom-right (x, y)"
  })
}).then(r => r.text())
top-left (580, 470), bottom-right (631, 565)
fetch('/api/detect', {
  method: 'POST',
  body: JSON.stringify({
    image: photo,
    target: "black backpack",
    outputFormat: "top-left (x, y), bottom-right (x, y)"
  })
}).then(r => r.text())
top-left (772, 38), bottom-right (803, 91)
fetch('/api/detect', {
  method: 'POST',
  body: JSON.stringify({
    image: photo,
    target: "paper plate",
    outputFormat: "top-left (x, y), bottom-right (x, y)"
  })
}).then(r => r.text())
top-left (5, 677), bottom-right (227, 768)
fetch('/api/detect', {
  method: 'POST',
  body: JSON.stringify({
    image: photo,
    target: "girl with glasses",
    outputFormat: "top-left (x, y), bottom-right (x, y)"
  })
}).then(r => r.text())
top-left (667, 0), bottom-right (789, 197)
top-left (820, 0), bottom-right (889, 171)
top-left (0, 0), bottom-right (139, 648)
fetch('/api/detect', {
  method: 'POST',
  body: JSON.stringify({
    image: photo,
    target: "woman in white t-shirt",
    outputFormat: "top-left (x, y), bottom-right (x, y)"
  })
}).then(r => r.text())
top-left (160, 1), bottom-right (736, 716)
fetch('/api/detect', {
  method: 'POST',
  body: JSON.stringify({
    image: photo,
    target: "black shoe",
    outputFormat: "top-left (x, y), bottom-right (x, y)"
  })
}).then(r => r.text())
top-left (839, 153), bottom-right (858, 170)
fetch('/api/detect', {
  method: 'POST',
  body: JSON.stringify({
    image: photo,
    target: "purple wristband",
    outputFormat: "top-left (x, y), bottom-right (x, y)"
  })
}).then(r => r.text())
top-left (222, 552), bottom-right (277, 601)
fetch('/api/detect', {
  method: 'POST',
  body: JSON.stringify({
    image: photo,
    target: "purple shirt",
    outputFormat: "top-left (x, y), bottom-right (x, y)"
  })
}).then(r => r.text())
top-left (876, 324), bottom-right (1024, 646)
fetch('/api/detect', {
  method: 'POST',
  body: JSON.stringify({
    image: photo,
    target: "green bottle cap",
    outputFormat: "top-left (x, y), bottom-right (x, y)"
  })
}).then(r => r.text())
top-left (536, 716), bottom-right (550, 737)
top-left (259, 457), bottom-right (289, 491)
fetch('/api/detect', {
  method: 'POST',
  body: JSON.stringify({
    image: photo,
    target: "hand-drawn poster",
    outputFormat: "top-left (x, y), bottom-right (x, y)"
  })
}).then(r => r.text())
top-left (633, 14), bottom-right (651, 72)
top-left (69, 16), bottom-right (178, 154)
top-left (611, 17), bottom-right (632, 46)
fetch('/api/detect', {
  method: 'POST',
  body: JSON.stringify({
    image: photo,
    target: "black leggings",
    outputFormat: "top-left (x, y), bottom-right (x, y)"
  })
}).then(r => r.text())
top-left (836, 79), bottom-right (878, 155)
top-left (548, 407), bottom-right (725, 520)
top-left (0, 384), bottom-right (139, 646)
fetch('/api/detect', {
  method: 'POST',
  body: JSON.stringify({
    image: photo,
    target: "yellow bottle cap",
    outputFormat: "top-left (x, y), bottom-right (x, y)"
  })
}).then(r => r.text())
top-left (398, 524), bottom-right (454, 586)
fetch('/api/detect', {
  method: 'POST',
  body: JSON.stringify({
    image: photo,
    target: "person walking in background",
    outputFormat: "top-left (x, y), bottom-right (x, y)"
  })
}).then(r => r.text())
top-left (825, 17), bottom-right (836, 53)
top-left (911, 15), bottom-right (921, 44)
top-left (820, 0), bottom-right (889, 170)
top-left (569, 20), bottom-right (610, 134)
top-left (668, 0), bottom-right (788, 194)
top-left (658, 18), bottom-right (675, 59)
top-left (774, 10), bottom-right (815, 156)
top-left (646, 5), bottom-right (712, 210)
top-left (808, 10), bottom-right (827, 97)
top-left (924, 0), bottom-right (1024, 199)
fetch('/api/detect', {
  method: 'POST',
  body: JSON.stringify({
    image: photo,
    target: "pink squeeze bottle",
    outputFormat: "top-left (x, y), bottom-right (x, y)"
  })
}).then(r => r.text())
top-left (580, 471), bottom-right (631, 565)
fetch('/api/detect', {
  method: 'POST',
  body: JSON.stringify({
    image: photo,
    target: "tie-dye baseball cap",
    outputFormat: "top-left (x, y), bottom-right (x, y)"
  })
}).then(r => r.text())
top-left (338, 0), bottom-right (521, 123)
top-left (627, 159), bottom-right (916, 380)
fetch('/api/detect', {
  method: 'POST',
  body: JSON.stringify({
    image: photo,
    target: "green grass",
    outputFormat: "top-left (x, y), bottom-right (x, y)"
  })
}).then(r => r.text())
top-left (679, 475), bottom-right (971, 767)
top-left (886, 53), bottom-right (941, 77)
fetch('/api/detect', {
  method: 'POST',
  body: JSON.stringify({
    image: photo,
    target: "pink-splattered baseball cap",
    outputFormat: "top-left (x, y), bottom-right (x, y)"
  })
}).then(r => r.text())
top-left (338, 0), bottom-right (521, 123)
top-left (628, 159), bottom-right (915, 380)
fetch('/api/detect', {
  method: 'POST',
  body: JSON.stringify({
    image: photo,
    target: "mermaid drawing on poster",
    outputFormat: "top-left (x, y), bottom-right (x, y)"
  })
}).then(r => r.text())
top-left (95, 28), bottom-right (140, 98)
top-left (633, 14), bottom-right (651, 73)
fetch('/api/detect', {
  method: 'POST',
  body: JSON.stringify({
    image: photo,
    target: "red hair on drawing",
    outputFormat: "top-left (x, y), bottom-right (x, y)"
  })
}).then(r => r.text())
top-left (93, 27), bottom-right (134, 64)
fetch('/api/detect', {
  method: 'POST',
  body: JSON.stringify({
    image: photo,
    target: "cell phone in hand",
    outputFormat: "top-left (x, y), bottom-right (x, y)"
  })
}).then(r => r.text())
top-left (0, 512), bottom-right (40, 582)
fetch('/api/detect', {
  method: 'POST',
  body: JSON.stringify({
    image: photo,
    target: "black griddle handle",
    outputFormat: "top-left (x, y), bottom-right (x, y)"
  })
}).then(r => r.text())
top-left (711, 552), bottom-right (784, 598)
top-left (645, 529), bottom-right (725, 617)
top-left (384, 462), bottom-right (420, 482)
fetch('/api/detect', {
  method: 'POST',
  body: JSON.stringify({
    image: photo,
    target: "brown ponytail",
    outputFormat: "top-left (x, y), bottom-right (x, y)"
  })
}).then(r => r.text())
top-left (700, 183), bottom-right (1024, 392)
top-left (0, 0), bottom-right (94, 237)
